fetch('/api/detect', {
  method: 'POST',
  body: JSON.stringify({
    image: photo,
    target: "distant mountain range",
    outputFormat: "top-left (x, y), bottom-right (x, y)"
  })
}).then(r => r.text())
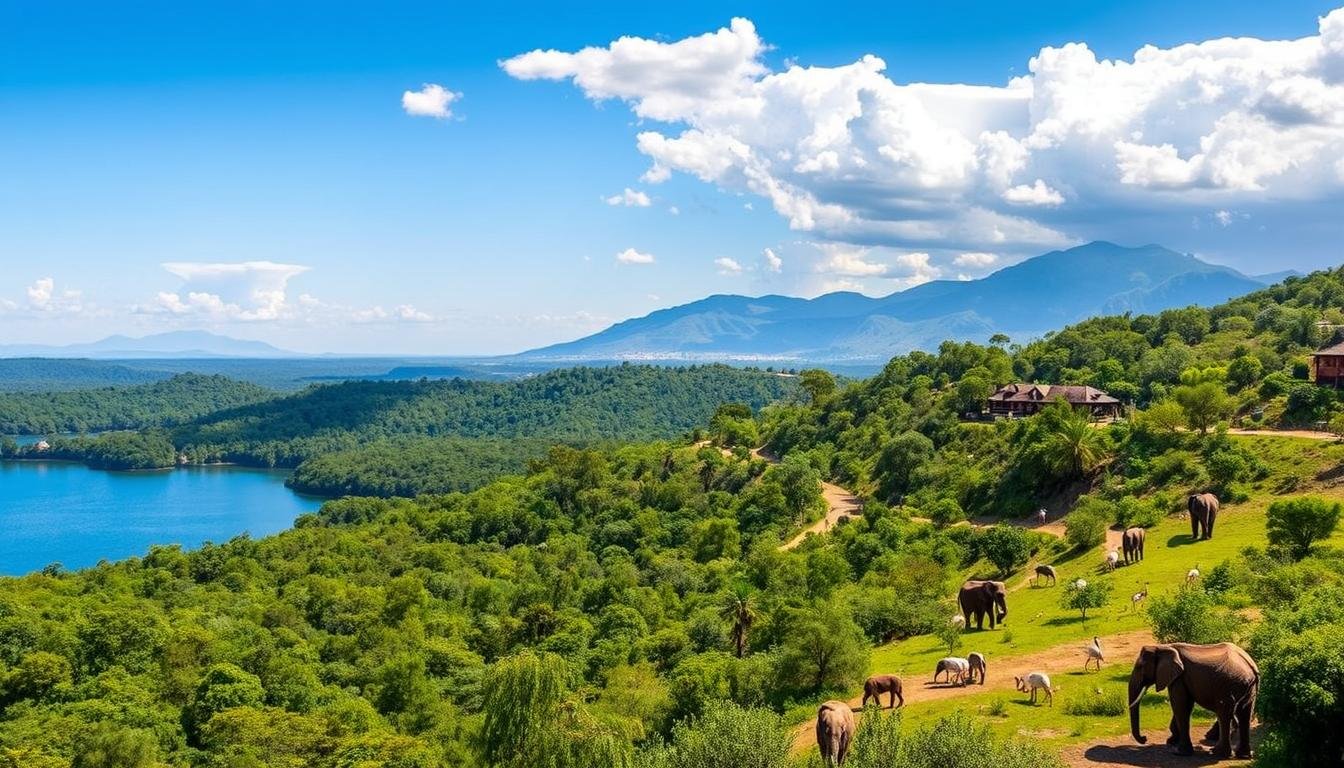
top-left (0, 331), bottom-right (296, 359)
top-left (519, 242), bottom-right (1289, 363)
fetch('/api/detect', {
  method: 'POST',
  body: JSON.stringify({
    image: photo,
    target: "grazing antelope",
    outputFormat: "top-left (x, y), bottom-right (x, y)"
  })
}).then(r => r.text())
top-left (1014, 672), bottom-right (1054, 706)
top-left (1186, 565), bottom-right (1201, 585)
top-left (1104, 550), bottom-right (1120, 572)
top-left (1083, 636), bottom-right (1104, 672)
top-left (1034, 564), bottom-right (1057, 586)
top-left (1130, 583), bottom-right (1149, 611)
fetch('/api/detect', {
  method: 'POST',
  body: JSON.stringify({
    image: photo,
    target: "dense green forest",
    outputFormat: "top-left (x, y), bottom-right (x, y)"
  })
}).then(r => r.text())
top-left (284, 437), bottom-right (559, 497)
top-left (0, 374), bottom-right (275, 435)
top-left (0, 359), bottom-right (168, 392)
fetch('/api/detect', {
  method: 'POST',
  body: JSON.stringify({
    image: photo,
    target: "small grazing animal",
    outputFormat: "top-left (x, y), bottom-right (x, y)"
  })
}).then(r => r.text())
top-left (1104, 550), bottom-right (1120, 572)
top-left (950, 614), bottom-right (966, 629)
top-left (1034, 564), bottom-right (1057, 586)
top-left (967, 651), bottom-right (987, 685)
top-left (1014, 672), bottom-right (1054, 706)
top-left (1186, 565), bottom-right (1201, 585)
top-left (1083, 636), bottom-right (1104, 672)
top-left (934, 657), bottom-right (970, 686)
top-left (1130, 583), bottom-right (1149, 611)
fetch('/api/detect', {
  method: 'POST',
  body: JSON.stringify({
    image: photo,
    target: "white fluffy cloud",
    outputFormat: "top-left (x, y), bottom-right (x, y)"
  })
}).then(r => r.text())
top-left (715, 257), bottom-right (744, 274)
top-left (615, 247), bottom-right (655, 264)
top-left (814, 245), bottom-right (889, 277)
top-left (22, 277), bottom-right (85, 314)
top-left (402, 84), bottom-right (460, 118)
top-left (762, 247), bottom-right (783, 272)
top-left (155, 261), bottom-right (309, 321)
top-left (953, 251), bottom-right (999, 268)
top-left (504, 10), bottom-right (1344, 256)
top-left (604, 187), bottom-right (651, 207)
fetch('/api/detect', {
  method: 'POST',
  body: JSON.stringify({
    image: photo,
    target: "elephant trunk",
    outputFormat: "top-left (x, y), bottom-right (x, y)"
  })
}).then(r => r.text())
top-left (1129, 670), bottom-right (1148, 744)
top-left (996, 596), bottom-right (1007, 623)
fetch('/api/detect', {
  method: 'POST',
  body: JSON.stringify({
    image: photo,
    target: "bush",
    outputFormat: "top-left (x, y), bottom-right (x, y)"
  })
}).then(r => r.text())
top-left (975, 525), bottom-right (1031, 577)
top-left (1062, 688), bottom-right (1126, 716)
top-left (847, 706), bottom-right (904, 768)
top-left (1146, 585), bottom-right (1237, 644)
top-left (897, 712), bottom-right (1063, 768)
top-left (1112, 497), bottom-right (1162, 530)
top-left (1060, 579), bottom-right (1111, 620)
top-left (1252, 590), bottom-right (1344, 768)
top-left (1266, 496), bottom-right (1342, 560)
top-left (647, 701), bottom-right (793, 768)
top-left (1064, 498), bottom-right (1110, 551)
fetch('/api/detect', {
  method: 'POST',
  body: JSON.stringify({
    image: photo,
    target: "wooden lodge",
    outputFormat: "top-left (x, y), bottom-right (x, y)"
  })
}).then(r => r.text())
top-left (986, 383), bottom-right (1121, 419)
top-left (1311, 341), bottom-right (1344, 387)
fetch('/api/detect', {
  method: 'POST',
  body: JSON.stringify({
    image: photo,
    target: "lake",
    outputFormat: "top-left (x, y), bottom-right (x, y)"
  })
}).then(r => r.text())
top-left (0, 461), bottom-right (323, 575)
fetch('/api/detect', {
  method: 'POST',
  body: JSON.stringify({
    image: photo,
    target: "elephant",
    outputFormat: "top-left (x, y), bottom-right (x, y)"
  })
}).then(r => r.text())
top-left (1034, 564), bottom-right (1057, 586)
top-left (862, 674), bottom-right (904, 708)
top-left (1129, 642), bottom-right (1258, 759)
top-left (967, 652), bottom-right (987, 685)
top-left (958, 580), bottom-right (1008, 629)
top-left (1123, 527), bottom-right (1146, 564)
top-left (816, 700), bottom-right (855, 766)
top-left (1188, 493), bottom-right (1220, 540)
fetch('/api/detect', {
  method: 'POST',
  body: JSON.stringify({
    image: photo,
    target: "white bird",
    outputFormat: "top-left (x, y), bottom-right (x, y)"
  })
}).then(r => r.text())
top-left (1186, 565), bottom-right (1201, 585)
top-left (1083, 636), bottom-right (1104, 672)
top-left (1074, 578), bottom-right (1088, 590)
top-left (1130, 583), bottom-right (1149, 611)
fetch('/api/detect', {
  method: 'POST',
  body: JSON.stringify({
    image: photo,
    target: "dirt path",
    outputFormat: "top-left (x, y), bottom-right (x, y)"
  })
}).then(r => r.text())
top-left (1059, 731), bottom-right (1253, 767)
top-left (1228, 428), bottom-right (1337, 441)
top-left (781, 480), bottom-right (862, 551)
top-left (790, 629), bottom-right (1157, 755)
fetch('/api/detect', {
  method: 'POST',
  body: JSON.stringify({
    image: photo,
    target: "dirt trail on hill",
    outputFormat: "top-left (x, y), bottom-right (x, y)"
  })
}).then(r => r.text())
top-left (1228, 428), bottom-right (1337, 441)
top-left (781, 480), bottom-right (862, 550)
top-left (789, 629), bottom-right (1157, 755)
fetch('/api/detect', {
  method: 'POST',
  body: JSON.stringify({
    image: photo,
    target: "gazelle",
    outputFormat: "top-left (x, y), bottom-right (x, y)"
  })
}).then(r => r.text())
top-left (1130, 583), bottom-right (1149, 611)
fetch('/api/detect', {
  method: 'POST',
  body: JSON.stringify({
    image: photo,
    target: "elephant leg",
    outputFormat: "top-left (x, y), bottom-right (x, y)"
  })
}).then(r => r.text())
top-left (1201, 720), bottom-right (1220, 745)
top-left (1210, 707), bottom-right (1233, 759)
top-left (1165, 714), bottom-right (1180, 746)
top-left (1191, 513), bottom-right (1200, 540)
top-left (1235, 700), bottom-right (1253, 758)
top-left (1169, 693), bottom-right (1195, 755)
top-left (1207, 514), bottom-right (1216, 539)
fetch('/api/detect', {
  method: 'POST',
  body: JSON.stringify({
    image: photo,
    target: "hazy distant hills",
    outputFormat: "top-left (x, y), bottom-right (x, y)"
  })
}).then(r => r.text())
top-left (520, 242), bottom-right (1278, 363)
top-left (0, 330), bottom-right (295, 359)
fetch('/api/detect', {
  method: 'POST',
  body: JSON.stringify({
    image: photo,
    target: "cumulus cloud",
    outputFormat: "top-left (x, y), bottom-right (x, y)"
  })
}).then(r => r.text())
top-left (22, 277), bottom-right (85, 314)
top-left (504, 10), bottom-right (1344, 255)
top-left (953, 251), bottom-right (999, 268)
top-left (615, 247), bottom-right (656, 264)
top-left (604, 187), bottom-right (651, 206)
top-left (1002, 179), bottom-right (1064, 206)
top-left (715, 257), bottom-right (744, 274)
top-left (153, 261), bottom-right (309, 321)
top-left (814, 245), bottom-right (889, 277)
top-left (762, 247), bottom-right (783, 272)
top-left (402, 84), bottom-right (461, 118)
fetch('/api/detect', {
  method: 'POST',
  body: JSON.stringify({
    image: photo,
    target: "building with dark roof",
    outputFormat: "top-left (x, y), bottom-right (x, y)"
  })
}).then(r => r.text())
top-left (986, 383), bottom-right (1121, 419)
top-left (1310, 341), bottom-right (1344, 387)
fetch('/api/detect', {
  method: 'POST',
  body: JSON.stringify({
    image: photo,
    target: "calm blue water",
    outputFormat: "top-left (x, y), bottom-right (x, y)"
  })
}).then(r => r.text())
top-left (0, 461), bottom-right (323, 575)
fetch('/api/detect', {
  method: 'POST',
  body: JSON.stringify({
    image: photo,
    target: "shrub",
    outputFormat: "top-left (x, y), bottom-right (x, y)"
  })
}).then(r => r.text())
top-left (1062, 688), bottom-right (1126, 716)
top-left (1063, 498), bottom-right (1109, 551)
top-left (976, 525), bottom-right (1031, 577)
top-left (1113, 497), bottom-right (1162, 529)
top-left (1060, 579), bottom-right (1111, 620)
top-left (649, 701), bottom-right (793, 768)
top-left (1266, 496), bottom-right (1343, 560)
top-left (1146, 585), bottom-right (1237, 644)
top-left (897, 712), bottom-right (1063, 768)
top-left (847, 706), bottom-right (904, 768)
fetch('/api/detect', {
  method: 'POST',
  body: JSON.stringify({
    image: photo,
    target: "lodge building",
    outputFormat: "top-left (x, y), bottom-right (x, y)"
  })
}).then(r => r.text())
top-left (1310, 341), bottom-right (1344, 387)
top-left (985, 383), bottom-right (1121, 419)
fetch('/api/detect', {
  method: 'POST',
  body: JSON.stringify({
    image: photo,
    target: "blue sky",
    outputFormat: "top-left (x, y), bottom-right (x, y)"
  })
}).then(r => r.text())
top-left (3, 1), bottom-right (1342, 354)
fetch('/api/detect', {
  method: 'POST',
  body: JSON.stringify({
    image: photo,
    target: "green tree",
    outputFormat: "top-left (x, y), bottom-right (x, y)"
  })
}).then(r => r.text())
top-left (1040, 403), bottom-right (1109, 480)
top-left (1060, 579), bottom-right (1111, 620)
top-left (71, 723), bottom-right (159, 768)
top-left (1173, 381), bottom-right (1233, 434)
top-left (1266, 497), bottom-right (1342, 560)
top-left (649, 701), bottom-right (793, 768)
top-left (775, 604), bottom-right (871, 695)
top-left (766, 455), bottom-right (822, 521)
top-left (719, 585), bottom-right (757, 659)
top-left (1063, 497), bottom-right (1110, 551)
top-left (1146, 585), bottom-right (1237, 644)
top-left (977, 525), bottom-right (1031, 577)
top-left (799, 369), bottom-right (837, 404)
top-left (874, 431), bottom-right (934, 500)
top-left (1226, 355), bottom-right (1264, 390)
top-left (185, 664), bottom-right (266, 744)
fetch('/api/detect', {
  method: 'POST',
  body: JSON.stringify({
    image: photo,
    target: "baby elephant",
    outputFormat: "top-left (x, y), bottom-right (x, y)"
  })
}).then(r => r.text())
top-left (1014, 671), bottom-right (1054, 706)
top-left (816, 700), bottom-right (855, 767)
top-left (934, 657), bottom-right (970, 686)
top-left (967, 652), bottom-right (987, 685)
top-left (862, 674), bottom-right (904, 709)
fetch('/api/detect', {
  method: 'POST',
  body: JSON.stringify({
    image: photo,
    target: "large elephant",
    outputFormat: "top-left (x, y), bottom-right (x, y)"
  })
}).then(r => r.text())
top-left (958, 580), bottom-right (1008, 629)
top-left (1123, 527), bottom-right (1146, 564)
top-left (816, 700), bottom-right (855, 766)
top-left (1129, 642), bottom-right (1258, 759)
top-left (1188, 493), bottom-right (1220, 540)
top-left (862, 674), bottom-right (904, 708)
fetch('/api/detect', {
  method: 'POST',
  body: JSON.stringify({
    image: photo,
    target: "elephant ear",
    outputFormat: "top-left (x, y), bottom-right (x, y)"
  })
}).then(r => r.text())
top-left (1154, 647), bottom-right (1184, 692)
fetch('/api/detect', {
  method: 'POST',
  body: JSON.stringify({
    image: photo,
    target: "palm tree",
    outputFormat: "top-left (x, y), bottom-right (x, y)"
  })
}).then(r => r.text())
top-left (720, 585), bottom-right (757, 658)
top-left (1042, 404), bottom-right (1109, 480)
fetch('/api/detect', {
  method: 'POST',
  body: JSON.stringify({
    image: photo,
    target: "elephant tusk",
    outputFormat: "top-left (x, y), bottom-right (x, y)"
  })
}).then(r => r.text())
top-left (1129, 686), bottom-right (1149, 709)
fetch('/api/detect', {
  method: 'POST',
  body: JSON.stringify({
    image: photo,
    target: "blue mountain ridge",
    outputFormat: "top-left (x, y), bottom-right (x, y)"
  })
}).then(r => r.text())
top-left (519, 242), bottom-right (1272, 363)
